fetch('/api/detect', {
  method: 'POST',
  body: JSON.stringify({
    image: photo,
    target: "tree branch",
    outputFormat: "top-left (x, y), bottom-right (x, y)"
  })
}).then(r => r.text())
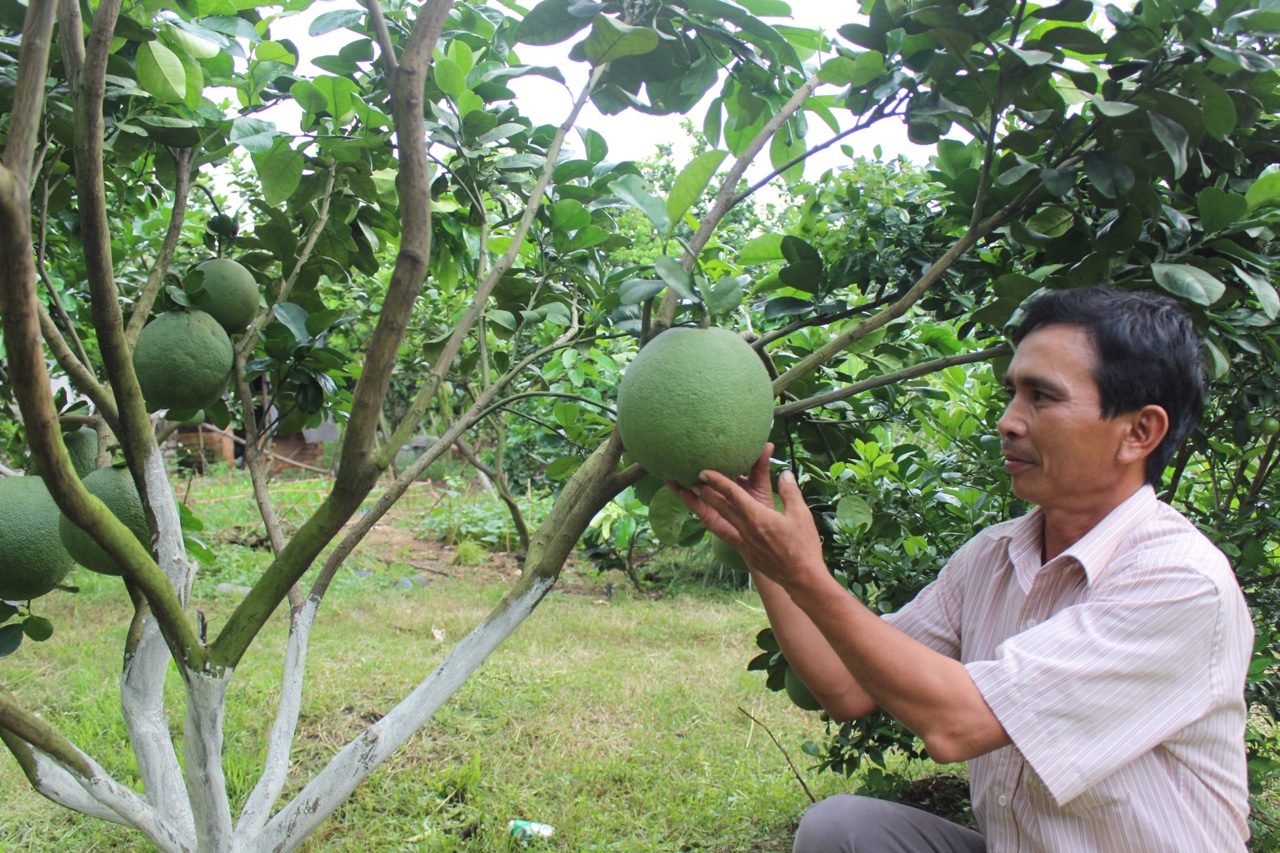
top-left (2, 0), bottom-right (57, 185)
top-left (773, 345), bottom-right (1011, 418)
top-left (124, 148), bottom-right (195, 348)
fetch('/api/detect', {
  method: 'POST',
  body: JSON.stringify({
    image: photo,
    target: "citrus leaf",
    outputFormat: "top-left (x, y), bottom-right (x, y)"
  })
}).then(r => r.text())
top-left (313, 76), bottom-right (359, 125)
top-left (609, 174), bottom-right (671, 235)
top-left (1197, 187), bottom-right (1247, 233)
top-left (769, 127), bottom-right (806, 184)
top-left (516, 0), bottom-right (593, 46)
top-left (738, 233), bottom-right (786, 264)
top-left (654, 256), bottom-right (696, 300)
top-left (273, 302), bottom-right (311, 344)
top-left (836, 495), bottom-right (874, 534)
top-left (666, 149), bottom-right (727, 225)
top-left (1151, 263), bottom-right (1225, 305)
top-left (0, 624), bottom-right (22, 657)
top-left (230, 117), bottom-right (278, 154)
top-left (22, 616), bottom-right (53, 642)
top-left (580, 15), bottom-right (659, 65)
top-left (619, 279), bottom-right (665, 305)
top-left (1231, 265), bottom-right (1280, 320)
top-left (546, 456), bottom-right (578, 479)
top-left (648, 486), bottom-right (692, 545)
top-left (251, 140), bottom-right (303, 205)
top-left (435, 56), bottom-right (467, 98)
top-left (1148, 112), bottom-right (1189, 178)
top-left (136, 40), bottom-right (186, 103)
top-left (164, 22), bottom-right (220, 59)
top-left (310, 9), bottom-right (362, 36)
top-left (1083, 151), bottom-right (1134, 198)
top-left (1245, 164), bottom-right (1280, 211)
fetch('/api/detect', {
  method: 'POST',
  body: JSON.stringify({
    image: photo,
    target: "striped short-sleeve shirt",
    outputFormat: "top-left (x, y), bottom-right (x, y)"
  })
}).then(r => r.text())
top-left (885, 485), bottom-right (1253, 853)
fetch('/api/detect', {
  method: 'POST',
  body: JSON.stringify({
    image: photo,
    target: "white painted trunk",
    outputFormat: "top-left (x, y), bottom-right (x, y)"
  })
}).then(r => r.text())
top-left (257, 574), bottom-right (557, 853)
top-left (183, 672), bottom-right (234, 852)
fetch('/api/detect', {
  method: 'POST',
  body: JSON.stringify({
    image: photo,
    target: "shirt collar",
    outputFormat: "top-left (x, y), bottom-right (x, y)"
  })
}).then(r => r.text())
top-left (994, 485), bottom-right (1158, 593)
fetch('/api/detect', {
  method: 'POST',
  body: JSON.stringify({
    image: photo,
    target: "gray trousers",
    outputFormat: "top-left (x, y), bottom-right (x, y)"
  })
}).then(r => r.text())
top-left (793, 794), bottom-right (986, 853)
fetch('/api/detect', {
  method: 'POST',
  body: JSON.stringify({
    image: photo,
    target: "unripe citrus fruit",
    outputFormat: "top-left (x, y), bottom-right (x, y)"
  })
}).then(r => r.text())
top-left (133, 310), bottom-right (233, 412)
top-left (784, 666), bottom-right (823, 712)
top-left (63, 426), bottom-right (99, 477)
top-left (193, 258), bottom-right (259, 333)
top-left (58, 466), bottom-right (152, 576)
top-left (616, 327), bottom-right (774, 487)
top-left (1259, 417), bottom-right (1280, 436)
top-left (0, 476), bottom-right (75, 600)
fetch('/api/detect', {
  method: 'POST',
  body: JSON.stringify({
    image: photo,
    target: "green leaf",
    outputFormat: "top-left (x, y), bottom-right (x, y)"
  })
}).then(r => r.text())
top-left (546, 456), bottom-right (578, 479)
top-left (136, 40), bottom-right (186, 103)
top-left (836, 495), bottom-right (874, 534)
top-left (1245, 165), bottom-right (1280, 211)
top-left (1086, 94), bottom-right (1138, 116)
top-left (255, 40), bottom-right (297, 67)
top-left (252, 140), bottom-right (304, 206)
top-left (273, 302), bottom-right (311, 343)
top-left (653, 256), bottom-right (696, 300)
top-left (779, 236), bottom-right (823, 294)
top-left (1197, 187), bottom-right (1247, 233)
top-left (435, 57), bottom-right (467, 98)
top-left (619, 279), bottom-right (666, 304)
top-left (1001, 43), bottom-right (1053, 66)
top-left (551, 199), bottom-right (592, 232)
top-left (1083, 151), bottom-right (1133, 198)
top-left (649, 486), bottom-right (692, 545)
top-left (22, 616), bottom-right (53, 642)
top-left (553, 402), bottom-right (580, 428)
top-left (769, 127), bottom-right (806, 184)
top-left (1232, 265), bottom-right (1280, 320)
top-left (177, 49), bottom-right (203, 109)
top-left (580, 15), bottom-right (659, 65)
top-left (1148, 112), bottom-right (1188, 178)
top-left (164, 22), bottom-right (220, 59)
top-left (1025, 205), bottom-right (1074, 238)
top-left (739, 234), bottom-right (786, 264)
top-left (202, 16), bottom-right (262, 43)
top-left (230, 117), bottom-right (278, 154)
top-left (310, 9), bottom-right (362, 36)
top-left (1032, 0), bottom-right (1093, 21)
top-left (609, 174), bottom-right (671, 235)
top-left (516, 0), bottom-right (593, 46)
top-left (1187, 75), bottom-right (1236, 142)
top-left (313, 76), bottom-right (359, 125)
top-left (578, 127), bottom-right (608, 163)
top-left (0, 624), bottom-right (21, 657)
top-left (666, 150), bottom-right (727, 225)
top-left (1151, 263), bottom-right (1225, 305)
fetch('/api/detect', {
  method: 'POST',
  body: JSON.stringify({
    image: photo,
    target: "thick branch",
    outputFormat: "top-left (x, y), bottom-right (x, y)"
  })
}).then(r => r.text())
top-left (773, 345), bottom-right (1012, 418)
top-left (3, 0), bottom-right (57, 184)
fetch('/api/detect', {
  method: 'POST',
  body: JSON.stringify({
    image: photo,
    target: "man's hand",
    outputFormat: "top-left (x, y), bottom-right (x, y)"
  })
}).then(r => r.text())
top-left (666, 443), bottom-right (827, 590)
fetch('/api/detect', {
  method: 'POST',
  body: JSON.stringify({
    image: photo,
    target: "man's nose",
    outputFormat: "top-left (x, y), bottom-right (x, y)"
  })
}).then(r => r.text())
top-left (997, 398), bottom-right (1024, 437)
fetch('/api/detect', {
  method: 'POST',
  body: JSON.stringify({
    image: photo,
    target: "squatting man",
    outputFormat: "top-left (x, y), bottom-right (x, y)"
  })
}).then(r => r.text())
top-left (672, 287), bottom-right (1253, 853)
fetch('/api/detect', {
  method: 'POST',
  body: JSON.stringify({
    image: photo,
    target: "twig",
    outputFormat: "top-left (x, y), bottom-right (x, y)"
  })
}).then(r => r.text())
top-left (738, 706), bottom-right (815, 804)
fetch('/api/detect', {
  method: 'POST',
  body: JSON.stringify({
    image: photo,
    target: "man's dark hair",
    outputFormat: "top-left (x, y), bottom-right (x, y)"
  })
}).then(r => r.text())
top-left (1011, 286), bottom-right (1206, 486)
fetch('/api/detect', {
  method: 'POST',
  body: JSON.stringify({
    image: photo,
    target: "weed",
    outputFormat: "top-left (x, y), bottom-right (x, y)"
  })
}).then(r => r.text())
top-left (452, 540), bottom-right (488, 566)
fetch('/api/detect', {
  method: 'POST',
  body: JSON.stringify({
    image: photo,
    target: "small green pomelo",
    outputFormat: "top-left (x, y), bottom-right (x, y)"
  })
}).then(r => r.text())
top-left (616, 327), bottom-right (774, 487)
top-left (784, 666), bottom-right (823, 712)
top-left (711, 494), bottom-right (785, 573)
top-left (0, 476), bottom-right (75, 600)
top-left (193, 258), bottom-right (260, 333)
top-left (58, 466), bottom-right (152, 577)
top-left (133, 309), bottom-right (234, 412)
top-left (63, 426), bottom-right (100, 477)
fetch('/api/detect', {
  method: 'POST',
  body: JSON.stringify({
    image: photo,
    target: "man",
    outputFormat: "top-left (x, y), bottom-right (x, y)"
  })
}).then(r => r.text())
top-left (673, 287), bottom-right (1253, 852)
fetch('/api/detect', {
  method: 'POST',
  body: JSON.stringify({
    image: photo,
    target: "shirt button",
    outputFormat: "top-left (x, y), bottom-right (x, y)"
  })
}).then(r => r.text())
top-left (1025, 618), bottom-right (1038, 628)
top-left (997, 794), bottom-right (1009, 806)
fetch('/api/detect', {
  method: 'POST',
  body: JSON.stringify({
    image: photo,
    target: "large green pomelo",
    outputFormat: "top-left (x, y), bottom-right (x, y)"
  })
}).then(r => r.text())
top-left (784, 666), bottom-right (823, 712)
top-left (616, 327), bottom-right (774, 487)
top-left (0, 476), bottom-right (75, 600)
top-left (133, 310), bottom-right (233, 412)
top-left (711, 494), bottom-right (784, 572)
top-left (193, 258), bottom-right (259, 333)
top-left (58, 466), bottom-right (151, 577)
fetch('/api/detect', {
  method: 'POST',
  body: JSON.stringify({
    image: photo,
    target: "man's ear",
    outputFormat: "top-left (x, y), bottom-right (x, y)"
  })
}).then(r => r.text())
top-left (1118, 405), bottom-right (1169, 465)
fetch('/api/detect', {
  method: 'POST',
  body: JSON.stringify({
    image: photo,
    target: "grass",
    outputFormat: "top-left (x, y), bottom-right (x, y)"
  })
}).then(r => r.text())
top-left (0, 472), bottom-right (856, 852)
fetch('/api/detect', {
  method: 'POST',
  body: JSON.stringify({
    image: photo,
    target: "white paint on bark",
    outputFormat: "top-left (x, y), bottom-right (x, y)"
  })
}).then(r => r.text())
top-left (183, 671), bottom-right (234, 852)
top-left (257, 575), bottom-right (557, 853)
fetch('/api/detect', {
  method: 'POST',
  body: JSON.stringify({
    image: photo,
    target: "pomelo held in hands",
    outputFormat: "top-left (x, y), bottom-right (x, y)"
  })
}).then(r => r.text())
top-left (616, 327), bottom-right (774, 487)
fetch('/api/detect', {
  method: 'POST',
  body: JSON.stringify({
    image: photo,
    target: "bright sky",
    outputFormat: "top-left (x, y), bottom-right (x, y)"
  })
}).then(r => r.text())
top-left (276, 0), bottom-right (932, 174)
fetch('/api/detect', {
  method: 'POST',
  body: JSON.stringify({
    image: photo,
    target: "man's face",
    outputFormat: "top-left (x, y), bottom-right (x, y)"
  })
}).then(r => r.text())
top-left (997, 324), bottom-right (1136, 511)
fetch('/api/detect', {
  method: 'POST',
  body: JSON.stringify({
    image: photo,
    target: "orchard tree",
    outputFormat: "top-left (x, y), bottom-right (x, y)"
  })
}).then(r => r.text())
top-left (0, 0), bottom-right (1277, 850)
